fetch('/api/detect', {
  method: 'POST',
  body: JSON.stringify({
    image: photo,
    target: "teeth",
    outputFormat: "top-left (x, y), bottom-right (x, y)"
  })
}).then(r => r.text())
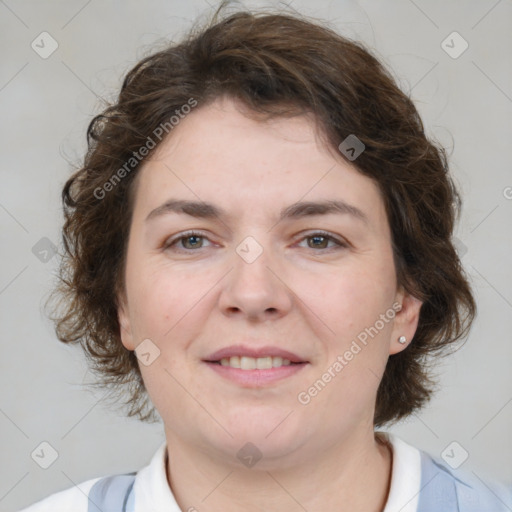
top-left (219, 356), bottom-right (294, 370)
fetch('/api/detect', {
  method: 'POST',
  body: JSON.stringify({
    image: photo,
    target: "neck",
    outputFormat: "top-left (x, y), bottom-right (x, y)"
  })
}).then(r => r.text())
top-left (165, 429), bottom-right (393, 512)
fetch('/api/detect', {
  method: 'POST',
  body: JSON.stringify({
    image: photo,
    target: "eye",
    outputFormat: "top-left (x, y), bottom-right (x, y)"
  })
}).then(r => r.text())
top-left (164, 231), bottom-right (212, 252)
top-left (163, 230), bottom-right (348, 253)
top-left (297, 231), bottom-right (348, 251)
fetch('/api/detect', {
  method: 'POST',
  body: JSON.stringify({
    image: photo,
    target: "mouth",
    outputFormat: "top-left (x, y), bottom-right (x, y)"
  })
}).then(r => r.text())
top-left (204, 344), bottom-right (308, 365)
top-left (202, 346), bottom-right (309, 387)
top-left (203, 360), bottom-right (308, 387)
top-left (203, 356), bottom-right (309, 389)
top-left (206, 355), bottom-right (305, 370)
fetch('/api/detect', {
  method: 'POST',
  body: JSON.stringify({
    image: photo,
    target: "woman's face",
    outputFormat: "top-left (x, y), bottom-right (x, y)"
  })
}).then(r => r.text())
top-left (118, 96), bottom-right (422, 467)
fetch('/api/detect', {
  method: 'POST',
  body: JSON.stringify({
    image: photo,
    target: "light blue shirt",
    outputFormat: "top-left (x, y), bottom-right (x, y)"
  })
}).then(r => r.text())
top-left (416, 449), bottom-right (512, 511)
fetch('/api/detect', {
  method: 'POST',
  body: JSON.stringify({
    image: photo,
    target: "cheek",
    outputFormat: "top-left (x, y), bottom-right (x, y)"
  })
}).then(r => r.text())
top-left (312, 262), bottom-right (396, 377)
top-left (128, 261), bottom-right (217, 341)
top-left (311, 265), bottom-right (393, 330)
top-left (315, 272), bottom-right (394, 407)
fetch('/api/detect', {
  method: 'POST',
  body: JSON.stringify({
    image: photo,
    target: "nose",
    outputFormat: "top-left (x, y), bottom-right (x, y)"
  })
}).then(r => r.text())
top-left (218, 237), bottom-right (293, 322)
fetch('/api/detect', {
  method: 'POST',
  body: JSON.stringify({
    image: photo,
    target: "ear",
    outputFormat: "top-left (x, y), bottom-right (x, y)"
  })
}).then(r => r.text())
top-left (389, 286), bottom-right (423, 355)
top-left (117, 292), bottom-right (136, 351)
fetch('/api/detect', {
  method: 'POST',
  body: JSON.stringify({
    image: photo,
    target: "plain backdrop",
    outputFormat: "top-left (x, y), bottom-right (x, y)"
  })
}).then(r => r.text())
top-left (1, 0), bottom-right (511, 510)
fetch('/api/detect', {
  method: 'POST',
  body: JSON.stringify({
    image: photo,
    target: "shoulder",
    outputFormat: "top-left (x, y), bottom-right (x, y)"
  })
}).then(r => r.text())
top-left (381, 432), bottom-right (512, 512)
top-left (417, 449), bottom-right (512, 511)
top-left (18, 443), bottom-right (167, 512)
top-left (18, 472), bottom-right (138, 512)
top-left (18, 476), bottom-right (102, 512)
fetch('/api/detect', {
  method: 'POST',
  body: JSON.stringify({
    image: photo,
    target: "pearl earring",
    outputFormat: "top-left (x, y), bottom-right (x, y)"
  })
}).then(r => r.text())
top-left (398, 336), bottom-right (407, 344)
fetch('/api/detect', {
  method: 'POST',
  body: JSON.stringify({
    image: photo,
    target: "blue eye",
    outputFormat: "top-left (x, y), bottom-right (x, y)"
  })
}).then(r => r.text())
top-left (164, 231), bottom-right (211, 251)
top-left (298, 232), bottom-right (347, 250)
top-left (163, 230), bottom-right (347, 253)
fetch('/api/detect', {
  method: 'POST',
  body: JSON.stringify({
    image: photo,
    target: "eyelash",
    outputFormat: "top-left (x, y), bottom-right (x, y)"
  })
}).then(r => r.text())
top-left (163, 230), bottom-right (348, 253)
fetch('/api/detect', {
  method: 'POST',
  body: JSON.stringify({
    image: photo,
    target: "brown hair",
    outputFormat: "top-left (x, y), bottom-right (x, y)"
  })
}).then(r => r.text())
top-left (50, 3), bottom-right (476, 426)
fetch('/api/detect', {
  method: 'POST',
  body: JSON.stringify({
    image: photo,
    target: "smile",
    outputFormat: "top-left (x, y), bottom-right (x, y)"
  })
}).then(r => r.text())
top-left (216, 355), bottom-right (301, 370)
top-left (204, 359), bottom-right (308, 387)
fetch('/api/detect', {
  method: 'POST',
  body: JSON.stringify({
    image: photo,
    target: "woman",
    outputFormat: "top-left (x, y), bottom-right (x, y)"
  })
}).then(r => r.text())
top-left (21, 4), bottom-right (511, 512)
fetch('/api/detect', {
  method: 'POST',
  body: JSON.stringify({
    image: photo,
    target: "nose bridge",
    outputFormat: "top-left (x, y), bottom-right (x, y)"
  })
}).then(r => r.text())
top-left (233, 232), bottom-right (278, 293)
top-left (219, 231), bottom-right (292, 318)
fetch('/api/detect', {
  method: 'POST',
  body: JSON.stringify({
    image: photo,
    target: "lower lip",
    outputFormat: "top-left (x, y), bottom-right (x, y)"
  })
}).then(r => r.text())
top-left (204, 362), bottom-right (308, 386)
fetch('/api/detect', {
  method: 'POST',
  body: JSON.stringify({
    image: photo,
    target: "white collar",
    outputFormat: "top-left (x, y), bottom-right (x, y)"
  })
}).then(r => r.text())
top-left (381, 431), bottom-right (421, 512)
top-left (132, 441), bottom-right (181, 511)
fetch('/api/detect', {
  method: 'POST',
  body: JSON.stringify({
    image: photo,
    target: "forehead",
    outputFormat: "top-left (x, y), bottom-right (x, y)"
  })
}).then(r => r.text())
top-left (132, 97), bottom-right (387, 233)
top-left (148, 97), bottom-right (333, 174)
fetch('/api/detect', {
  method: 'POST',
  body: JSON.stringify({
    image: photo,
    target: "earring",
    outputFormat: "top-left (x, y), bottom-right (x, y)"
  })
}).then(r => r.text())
top-left (398, 336), bottom-right (407, 344)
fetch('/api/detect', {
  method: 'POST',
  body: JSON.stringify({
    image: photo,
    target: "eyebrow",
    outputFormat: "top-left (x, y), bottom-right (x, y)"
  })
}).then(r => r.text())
top-left (145, 198), bottom-right (369, 226)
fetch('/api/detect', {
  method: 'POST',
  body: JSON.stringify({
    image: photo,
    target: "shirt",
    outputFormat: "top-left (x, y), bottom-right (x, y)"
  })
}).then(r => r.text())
top-left (19, 432), bottom-right (512, 511)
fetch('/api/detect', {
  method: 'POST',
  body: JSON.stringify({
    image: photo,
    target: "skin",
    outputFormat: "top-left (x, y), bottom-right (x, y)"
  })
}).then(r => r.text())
top-left (118, 95), bottom-right (423, 511)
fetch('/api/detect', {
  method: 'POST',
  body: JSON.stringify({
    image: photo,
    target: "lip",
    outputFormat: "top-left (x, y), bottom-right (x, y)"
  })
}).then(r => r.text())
top-left (204, 344), bottom-right (308, 364)
top-left (204, 361), bottom-right (308, 387)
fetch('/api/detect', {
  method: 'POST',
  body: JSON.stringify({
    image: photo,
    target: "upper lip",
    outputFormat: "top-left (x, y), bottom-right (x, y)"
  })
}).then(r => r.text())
top-left (204, 345), bottom-right (308, 363)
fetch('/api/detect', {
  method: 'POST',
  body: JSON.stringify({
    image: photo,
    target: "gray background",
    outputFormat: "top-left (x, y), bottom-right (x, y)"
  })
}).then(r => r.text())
top-left (1, 0), bottom-right (511, 510)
